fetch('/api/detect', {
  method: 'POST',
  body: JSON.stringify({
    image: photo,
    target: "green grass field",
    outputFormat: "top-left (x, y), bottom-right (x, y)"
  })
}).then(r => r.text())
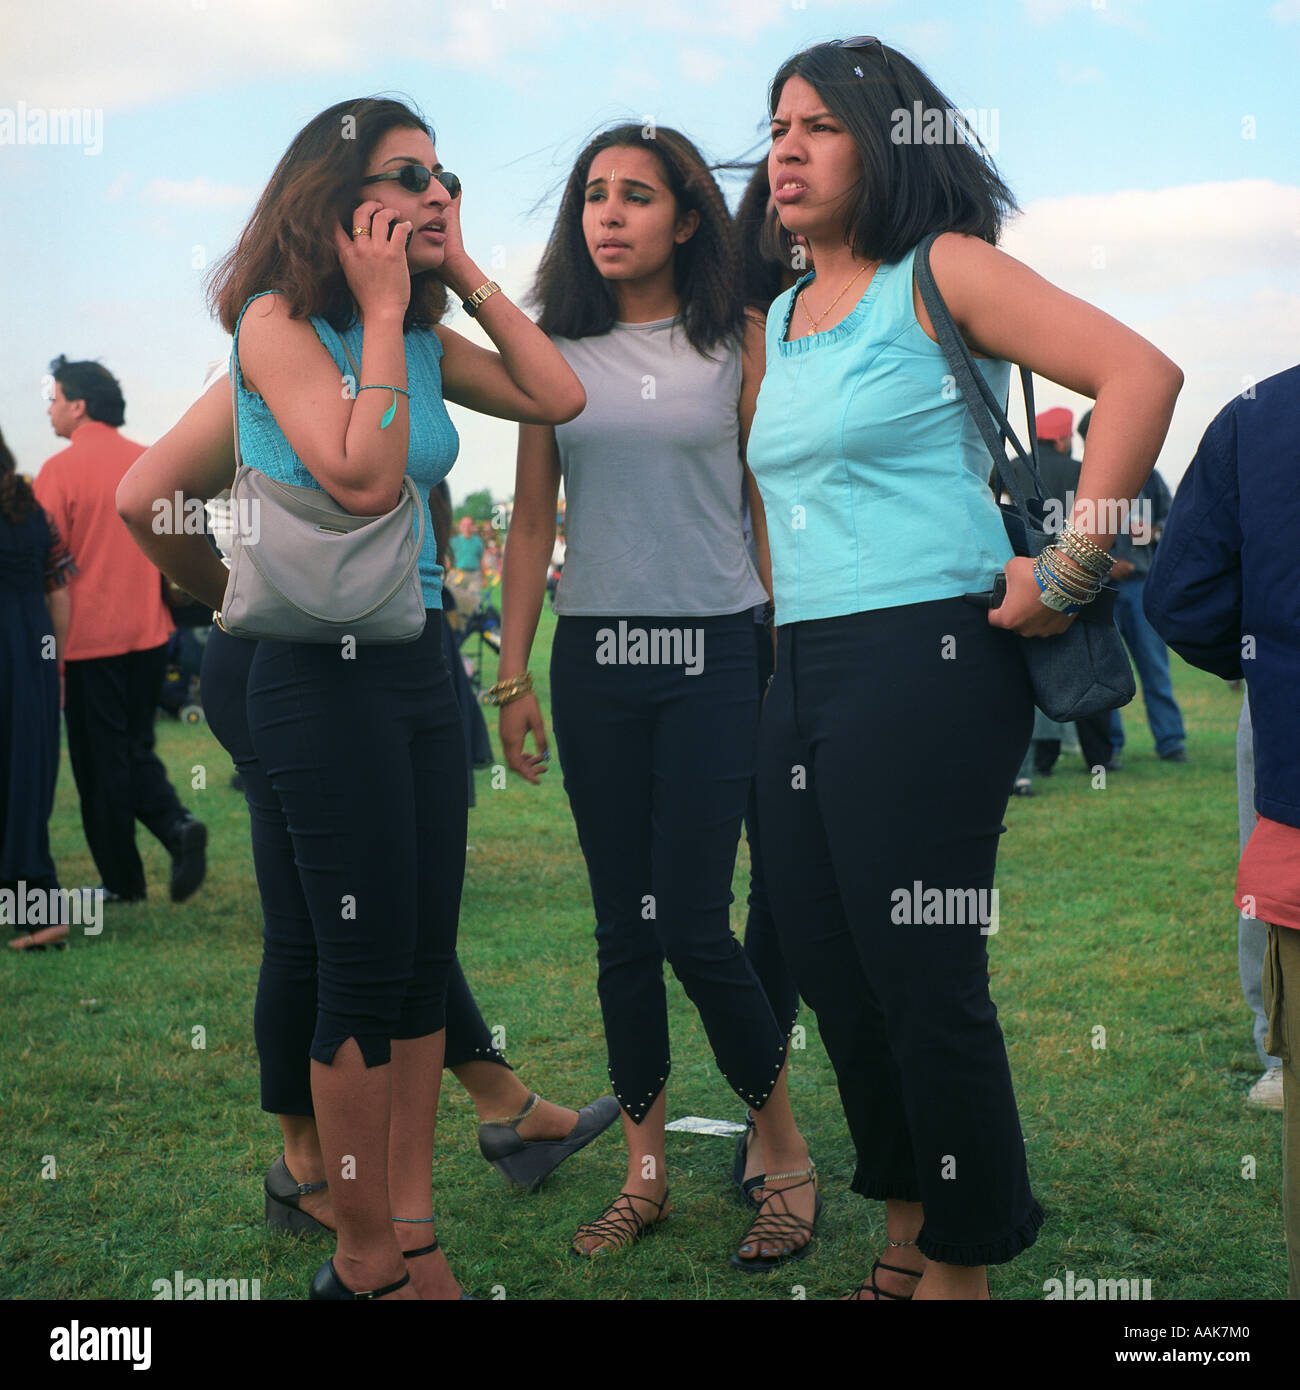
top-left (3, 606), bottom-right (1284, 1301)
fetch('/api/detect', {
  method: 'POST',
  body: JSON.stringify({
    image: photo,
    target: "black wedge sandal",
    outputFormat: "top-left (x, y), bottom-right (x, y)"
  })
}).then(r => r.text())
top-left (264, 1154), bottom-right (330, 1236)
top-left (729, 1162), bottom-right (821, 1272)
top-left (570, 1190), bottom-right (670, 1257)
top-left (478, 1092), bottom-right (620, 1192)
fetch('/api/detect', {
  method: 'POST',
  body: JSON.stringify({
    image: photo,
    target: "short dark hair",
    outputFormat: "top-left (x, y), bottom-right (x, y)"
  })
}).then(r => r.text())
top-left (49, 355), bottom-right (126, 426)
top-left (531, 124), bottom-right (743, 358)
top-left (768, 42), bottom-right (1018, 262)
top-left (1077, 407), bottom-right (1093, 441)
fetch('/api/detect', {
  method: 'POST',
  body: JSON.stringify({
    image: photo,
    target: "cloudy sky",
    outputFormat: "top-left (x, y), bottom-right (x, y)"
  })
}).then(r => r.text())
top-left (4, 0), bottom-right (1297, 502)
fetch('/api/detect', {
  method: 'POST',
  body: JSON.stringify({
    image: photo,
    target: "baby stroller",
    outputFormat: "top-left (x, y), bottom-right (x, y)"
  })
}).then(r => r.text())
top-left (158, 583), bottom-right (212, 724)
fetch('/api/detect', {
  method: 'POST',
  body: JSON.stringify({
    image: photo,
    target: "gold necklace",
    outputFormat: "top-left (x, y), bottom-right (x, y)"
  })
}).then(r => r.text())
top-left (800, 263), bottom-right (871, 331)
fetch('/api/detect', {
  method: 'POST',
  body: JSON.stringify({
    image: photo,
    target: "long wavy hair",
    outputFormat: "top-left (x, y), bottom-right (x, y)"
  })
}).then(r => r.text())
top-left (0, 425), bottom-right (36, 525)
top-left (531, 123), bottom-right (743, 358)
top-left (768, 42), bottom-right (1018, 260)
top-left (207, 96), bottom-right (448, 334)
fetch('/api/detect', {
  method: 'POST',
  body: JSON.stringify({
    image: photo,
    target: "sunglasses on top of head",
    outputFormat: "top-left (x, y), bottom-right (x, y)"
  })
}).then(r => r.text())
top-left (834, 35), bottom-right (892, 70)
top-left (361, 165), bottom-right (461, 199)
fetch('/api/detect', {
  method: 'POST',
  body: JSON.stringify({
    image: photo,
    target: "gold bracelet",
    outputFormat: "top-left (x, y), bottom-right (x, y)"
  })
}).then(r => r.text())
top-left (462, 281), bottom-right (501, 318)
top-left (485, 671), bottom-right (533, 707)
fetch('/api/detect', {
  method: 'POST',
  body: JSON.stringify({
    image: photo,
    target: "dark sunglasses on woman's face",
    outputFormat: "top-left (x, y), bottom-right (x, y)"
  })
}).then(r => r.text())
top-left (361, 165), bottom-right (461, 198)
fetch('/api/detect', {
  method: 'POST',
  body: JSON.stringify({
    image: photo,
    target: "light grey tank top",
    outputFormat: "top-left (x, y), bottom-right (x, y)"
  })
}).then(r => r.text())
top-left (550, 317), bottom-right (767, 617)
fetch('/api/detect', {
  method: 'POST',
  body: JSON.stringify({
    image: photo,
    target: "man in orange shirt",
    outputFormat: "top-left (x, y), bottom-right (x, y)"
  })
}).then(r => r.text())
top-left (33, 356), bottom-right (205, 905)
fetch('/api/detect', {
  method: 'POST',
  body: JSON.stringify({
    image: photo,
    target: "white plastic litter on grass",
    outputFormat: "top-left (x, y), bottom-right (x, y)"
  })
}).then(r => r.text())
top-left (664, 1116), bottom-right (747, 1136)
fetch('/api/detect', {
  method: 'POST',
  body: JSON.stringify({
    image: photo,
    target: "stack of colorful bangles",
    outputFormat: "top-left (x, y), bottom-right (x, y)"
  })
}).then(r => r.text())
top-left (1033, 523), bottom-right (1115, 615)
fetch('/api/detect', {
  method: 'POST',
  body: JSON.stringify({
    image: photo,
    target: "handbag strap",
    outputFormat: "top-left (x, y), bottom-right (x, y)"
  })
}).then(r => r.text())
top-left (337, 335), bottom-right (362, 384)
top-left (913, 232), bottom-right (1046, 531)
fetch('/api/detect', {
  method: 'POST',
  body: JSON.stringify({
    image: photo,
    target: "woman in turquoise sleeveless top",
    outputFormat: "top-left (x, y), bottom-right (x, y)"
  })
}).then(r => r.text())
top-left (746, 41), bottom-right (1182, 1300)
top-left (118, 97), bottom-right (584, 1300)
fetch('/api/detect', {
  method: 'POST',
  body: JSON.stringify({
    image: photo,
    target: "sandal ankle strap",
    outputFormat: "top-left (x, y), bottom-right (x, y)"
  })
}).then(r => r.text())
top-left (401, 1238), bottom-right (441, 1259)
top-left (480, 1091), bottom-right (541, 1130)
top-left (354, 1271), bottom-right (410, 1299)
top-left (763, 1161), bottom-right (816, 1184)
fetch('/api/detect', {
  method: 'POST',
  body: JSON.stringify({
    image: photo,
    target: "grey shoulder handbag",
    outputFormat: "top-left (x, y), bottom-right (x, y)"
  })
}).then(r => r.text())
top-left (219, 337), bottom-right (427, 645)
top-left (913, 232), bottom-right (1135, 722)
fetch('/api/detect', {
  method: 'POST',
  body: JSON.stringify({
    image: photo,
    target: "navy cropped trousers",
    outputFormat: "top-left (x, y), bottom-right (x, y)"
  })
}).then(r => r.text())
top-left (757, 597), bottom-right (1043, 1266)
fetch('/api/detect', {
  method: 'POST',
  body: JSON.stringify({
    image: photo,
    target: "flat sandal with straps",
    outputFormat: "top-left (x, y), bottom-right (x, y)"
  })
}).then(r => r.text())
top-left (570, 1189), bottom-right (670, 1257)
top-left (729, 1162), bottom-right (821, 1272)
top-left (846, 1238), bottom-right (923, 1300)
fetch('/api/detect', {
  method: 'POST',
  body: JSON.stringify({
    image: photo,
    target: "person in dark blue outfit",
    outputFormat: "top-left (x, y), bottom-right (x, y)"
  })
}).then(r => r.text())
top-left (1143, 363), bottom-right (1300, 1296)
top-left (1, 426), bottom-right (75, 950)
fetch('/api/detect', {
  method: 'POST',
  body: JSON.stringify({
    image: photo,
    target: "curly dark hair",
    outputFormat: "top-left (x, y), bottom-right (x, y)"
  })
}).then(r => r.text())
top-left (207, 96), bottom-right (448, 335)
top-left (531, 123), bottom-right (742, 358)
top-left (768, 41), bottom-right (1019, 261)
top-left (48, 355), bottom-right (125, 427)
top-left (0, 424), bottom-right (36, 524)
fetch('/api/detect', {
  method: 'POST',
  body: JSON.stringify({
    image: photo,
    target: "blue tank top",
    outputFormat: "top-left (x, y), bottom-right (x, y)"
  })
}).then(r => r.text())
top-left (746, 245), bottom-right (1013, 624)
top-left (232, 291), bottom-right (459, 609)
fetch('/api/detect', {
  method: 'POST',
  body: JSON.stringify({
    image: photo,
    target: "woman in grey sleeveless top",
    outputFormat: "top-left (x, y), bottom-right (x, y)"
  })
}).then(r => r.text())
top-left (495, 124), bottom-right (819, 1269)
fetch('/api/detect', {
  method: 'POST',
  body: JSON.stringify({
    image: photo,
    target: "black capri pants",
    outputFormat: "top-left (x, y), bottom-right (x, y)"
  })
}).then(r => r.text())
top-left (757, 596), bottom-right (1042, 1266)
top-left (203, 623), bottom-right (505, 1113)
top-left (550, 611), bottom-right (789, 1123)
top-left (239, 615), bottom-right (466, 1072)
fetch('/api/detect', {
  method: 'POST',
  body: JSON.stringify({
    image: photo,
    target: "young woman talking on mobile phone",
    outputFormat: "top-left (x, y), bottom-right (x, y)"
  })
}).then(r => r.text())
top-left (117, 97), bottom-right (584, 1300)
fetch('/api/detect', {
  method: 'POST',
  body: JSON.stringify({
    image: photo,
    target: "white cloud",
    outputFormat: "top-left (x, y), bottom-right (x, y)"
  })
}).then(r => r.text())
top-left (678, 48), bottom-right (728, 85)
top-left (1021, 0), bottom-right (1152, 35)
top-left (1000, 180), bottom-right (1300, 485)
top-left (3, 0), bottom-right (885, 111)
top-left (1001, 180), bottom-right (1300, 291)
top-left (1022, 0), bottom-right (1082, 23)
top-left (143, 176), bottom-right (257, 208)
top-left (892, 21), bottom-right (956, 56)
top-left (1055, 61), bottom-right (1105, 85)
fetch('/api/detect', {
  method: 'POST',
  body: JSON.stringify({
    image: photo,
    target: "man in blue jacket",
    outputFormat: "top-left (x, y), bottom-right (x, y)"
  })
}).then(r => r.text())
top-left (1144, 363), bottom-right (1300, 1299)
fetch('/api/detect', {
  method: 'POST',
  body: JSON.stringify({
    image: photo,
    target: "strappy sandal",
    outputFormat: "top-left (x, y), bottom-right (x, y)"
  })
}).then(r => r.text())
top-left (845, 1240), bottom-right (923, 1300)
top-left (729, 1162), bottom-right (821, 1271)
top-left (731, 1111), bottom-right (766, 1211)
top-left (570, 1190), bottom-right (670, 1257)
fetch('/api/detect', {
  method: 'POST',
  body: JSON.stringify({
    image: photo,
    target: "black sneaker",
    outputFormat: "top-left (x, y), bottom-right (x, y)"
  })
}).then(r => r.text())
top-left (1159, 748), bottom-right (1188, 764)
top-left (168, 816), bottom-right (208, 902)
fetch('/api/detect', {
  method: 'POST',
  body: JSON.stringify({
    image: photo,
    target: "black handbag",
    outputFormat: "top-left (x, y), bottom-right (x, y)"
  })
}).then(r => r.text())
top-left (913, 232), bottom-right (1135, 722)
